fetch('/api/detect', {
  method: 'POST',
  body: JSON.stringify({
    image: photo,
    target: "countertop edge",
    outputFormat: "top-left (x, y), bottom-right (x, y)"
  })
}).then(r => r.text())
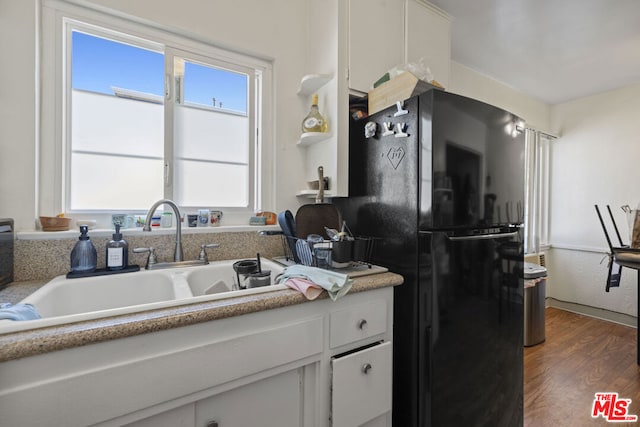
top-left (0, 272), bottom-right (403, 362)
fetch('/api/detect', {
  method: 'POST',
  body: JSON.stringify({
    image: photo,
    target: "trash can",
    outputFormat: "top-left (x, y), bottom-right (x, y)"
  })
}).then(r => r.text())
top-left (523, 262), bottom-right (547, 347)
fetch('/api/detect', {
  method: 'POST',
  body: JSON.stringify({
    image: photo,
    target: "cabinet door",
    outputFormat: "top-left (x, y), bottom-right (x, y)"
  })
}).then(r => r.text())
top-left (405, 0), bottom-right (451, 88)
top-left (332, 341), bottom-right (392, 427)
top-left (124, 404), bottom-right (195, 427)
top-left (195, 368), bottom-right (303, 427)
top-left (349, 0), bottom-right (405, 93)
top-left (330, 299), bottom-right (387, 349)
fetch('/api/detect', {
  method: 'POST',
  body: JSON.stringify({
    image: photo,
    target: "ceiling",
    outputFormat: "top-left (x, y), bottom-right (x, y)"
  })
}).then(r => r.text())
top-left (429, 0), bottom-right (640, 105)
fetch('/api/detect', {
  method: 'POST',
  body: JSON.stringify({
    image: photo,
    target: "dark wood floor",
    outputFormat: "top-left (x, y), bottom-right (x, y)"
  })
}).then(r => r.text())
top-left (524, 307), bottom-right (640, 426)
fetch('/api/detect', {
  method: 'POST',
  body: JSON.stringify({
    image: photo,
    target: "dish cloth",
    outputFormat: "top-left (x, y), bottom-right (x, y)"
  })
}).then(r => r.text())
top-left (275, 265), bottom-right (353, 301)
top-left (282, 277), bottom-right (324, 300)
top-left (0, 303), bottom-right (41, 321)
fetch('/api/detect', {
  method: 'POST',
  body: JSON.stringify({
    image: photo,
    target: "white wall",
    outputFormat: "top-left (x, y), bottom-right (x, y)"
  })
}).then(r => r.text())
top-left (0, 0), bottom-right (309, 230)
top-left (449, 61), bottom-right (551, 131)
top-left (0, 0), bottom-right (38, 230)
top-left (547, 83), bottom-right (640, 318)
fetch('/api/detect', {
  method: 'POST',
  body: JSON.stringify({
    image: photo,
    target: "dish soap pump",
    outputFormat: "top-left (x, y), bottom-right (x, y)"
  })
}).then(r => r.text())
top-left (106, 224), bottom-right (128, 270)
top-left (70, 225), bottom-right (97, 273)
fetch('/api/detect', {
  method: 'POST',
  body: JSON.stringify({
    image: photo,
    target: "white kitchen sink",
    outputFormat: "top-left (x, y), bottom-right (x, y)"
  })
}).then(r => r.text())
top-left (0, 258), bottom-right (285, 334)
top-left (182, 258), bottom-right (284, 296)
top-left (22, 269), bottom-right (181, 318)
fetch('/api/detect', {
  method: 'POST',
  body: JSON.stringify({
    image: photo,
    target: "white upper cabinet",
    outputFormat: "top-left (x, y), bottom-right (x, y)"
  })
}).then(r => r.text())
top-left (348, 0), bottom-right (405, 94)
top-left (347, 0), bottom-right (451, 94)
top-left (298, 0), bottom-right (449, 199)
top-left (405, 0), bottom-right (451, 88)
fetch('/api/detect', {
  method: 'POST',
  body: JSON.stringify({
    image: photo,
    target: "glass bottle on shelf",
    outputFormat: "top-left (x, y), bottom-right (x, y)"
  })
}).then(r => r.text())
top-left (301, 93), bottom-right (328, 133)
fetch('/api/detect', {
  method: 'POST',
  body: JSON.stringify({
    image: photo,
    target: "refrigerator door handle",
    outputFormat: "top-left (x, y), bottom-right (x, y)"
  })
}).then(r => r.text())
top-left (446, 231), bottom-right (519, 241)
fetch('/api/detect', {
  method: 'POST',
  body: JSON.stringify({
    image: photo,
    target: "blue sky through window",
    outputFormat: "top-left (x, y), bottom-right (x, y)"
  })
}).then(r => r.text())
top-left (72, 31), bottom-right (247, 113)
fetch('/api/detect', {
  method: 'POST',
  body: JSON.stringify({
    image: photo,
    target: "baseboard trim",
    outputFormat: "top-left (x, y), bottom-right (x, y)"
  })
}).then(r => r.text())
top-left (546, 297), bottom-right (637, 328)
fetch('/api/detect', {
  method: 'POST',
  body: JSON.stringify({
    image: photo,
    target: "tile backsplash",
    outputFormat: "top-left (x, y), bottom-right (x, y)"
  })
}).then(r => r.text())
top-left (14, 231), bottom-right (284, 281)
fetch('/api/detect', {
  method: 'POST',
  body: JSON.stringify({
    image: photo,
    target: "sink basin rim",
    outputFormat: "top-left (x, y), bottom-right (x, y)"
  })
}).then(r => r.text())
top-left (0, 258), bottom-right (287, 334)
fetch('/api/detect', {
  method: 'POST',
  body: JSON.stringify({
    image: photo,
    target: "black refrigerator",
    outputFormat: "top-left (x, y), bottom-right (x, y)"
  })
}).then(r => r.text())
top-left (334, 90), bottom-right (525, 427)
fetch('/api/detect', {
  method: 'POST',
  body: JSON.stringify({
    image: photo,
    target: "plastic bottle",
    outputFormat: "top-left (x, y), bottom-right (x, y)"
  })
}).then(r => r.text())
top-left (106, 224), bottom-right (129, 270)
top-left (70, 225), bottom-right (97, 273)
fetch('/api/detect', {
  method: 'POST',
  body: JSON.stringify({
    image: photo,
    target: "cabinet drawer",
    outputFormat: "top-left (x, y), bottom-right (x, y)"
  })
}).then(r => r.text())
top-left (330, 299), bottom-right (387, 348)
top-left (331, 341), bottom-right (392, 427)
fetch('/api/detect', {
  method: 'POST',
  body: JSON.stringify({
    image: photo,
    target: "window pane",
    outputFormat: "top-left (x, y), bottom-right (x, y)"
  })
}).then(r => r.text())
top-left (182, 60), bottom-right (248, 113)
top-left (70, 153), bottom-right (163, 211)
top-left (174, 105), bottom-right (249, 163)
top-left (72, 90), bottom-right (163, 158)
top-left (72, 31), bottom-right (164, 97)
top-left (70, 31), bottom-right (164, 211)
top-left (174, 59), bottom-right (251, 207)
top-left (174, 159), bottom-right (248, 207)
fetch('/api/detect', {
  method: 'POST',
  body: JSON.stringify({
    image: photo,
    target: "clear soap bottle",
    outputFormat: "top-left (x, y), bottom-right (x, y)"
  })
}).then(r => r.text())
top-left (70, 225), bottom-right (97, 273)
top-left (106, 224), bottom-right (129, 270)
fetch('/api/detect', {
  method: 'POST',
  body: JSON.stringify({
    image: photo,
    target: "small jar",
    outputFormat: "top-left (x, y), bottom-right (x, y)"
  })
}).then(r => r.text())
top-left (197, 209), bottom-right (210, 227)
top-left (161, 212), bottom-right (172, 228)
top-left (210, 210), bottom-right (223, 226)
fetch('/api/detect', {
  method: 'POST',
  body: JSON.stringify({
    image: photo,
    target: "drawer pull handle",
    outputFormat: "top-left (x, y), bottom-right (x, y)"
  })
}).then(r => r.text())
top-left (206, 421), bottom-right (219, 427)
top-left (362, 363), bottom-right (372, 374)
top-left (358, 319), bottom-right (368, 330)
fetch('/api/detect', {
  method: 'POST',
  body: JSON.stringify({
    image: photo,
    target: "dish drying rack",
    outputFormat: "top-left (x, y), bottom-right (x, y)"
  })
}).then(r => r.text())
top-left (278, 235), bottom-right (376, 269)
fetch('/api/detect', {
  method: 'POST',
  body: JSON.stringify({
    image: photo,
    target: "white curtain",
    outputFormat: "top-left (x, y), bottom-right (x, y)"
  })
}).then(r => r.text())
top-left (524, 129), bottom-right (554, 254)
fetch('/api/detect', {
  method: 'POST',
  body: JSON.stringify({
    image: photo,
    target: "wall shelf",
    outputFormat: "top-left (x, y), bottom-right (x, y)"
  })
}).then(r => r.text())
top-left (296, 190), bottom-right (335, 198)
top-left (297, 131), bottom-right (332, 146)
top-left (297, 74), bottom-right (333, 96)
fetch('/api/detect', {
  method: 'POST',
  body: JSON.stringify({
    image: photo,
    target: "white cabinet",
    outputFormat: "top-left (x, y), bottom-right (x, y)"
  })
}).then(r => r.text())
top-left (330, 299), bottom-right (388, 348)
top-left (296, 0), bottom-right (450, 200)
top-left (329, 299), bottom-right (393, 427)
top-left (348, 0), bottom-right (405, 94)
top-left (124, 404), bottom-right (195, 427)
top-left (126, 369), bottom-right (304, 427)
top-left (332, 342), bottom-right (393, 427)
top-left (0, 286), bottom-right (394, 427)
top-left (405, 0), bottom-right (451, 88)
top-left (195, 369), bottom-right (303, 427)
top-left (347, 0), bottom-right (450, 93)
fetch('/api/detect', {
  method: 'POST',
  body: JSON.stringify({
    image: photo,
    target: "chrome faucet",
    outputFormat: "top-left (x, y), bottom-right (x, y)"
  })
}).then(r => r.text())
top-left (143, 199), bottom-right (184, 262)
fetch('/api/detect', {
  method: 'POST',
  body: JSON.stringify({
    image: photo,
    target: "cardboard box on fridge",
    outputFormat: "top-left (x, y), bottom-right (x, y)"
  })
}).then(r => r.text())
top-left (367, 71), bottom-right (443, 115)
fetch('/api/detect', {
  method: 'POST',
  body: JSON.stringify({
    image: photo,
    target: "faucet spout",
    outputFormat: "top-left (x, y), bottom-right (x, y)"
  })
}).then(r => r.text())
top-left (143, 199), bottom-right (183, 262)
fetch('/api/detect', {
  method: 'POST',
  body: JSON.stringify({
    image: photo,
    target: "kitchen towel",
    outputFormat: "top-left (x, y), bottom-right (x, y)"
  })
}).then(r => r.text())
top-left (282, 277), bottom-right (324, 300)
top-left (275, 264), bottom-right (353, 301)
top-left (0, 303), bottom-right (41, 321)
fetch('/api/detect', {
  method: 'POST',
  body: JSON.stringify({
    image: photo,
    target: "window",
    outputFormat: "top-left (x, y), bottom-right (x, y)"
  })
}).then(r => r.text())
top-left (40, 1), bottom-right (273, 226)
top-left (70, 30), bottom-right (165, 211)
top-left (524, 129), bottom-right (553, 254)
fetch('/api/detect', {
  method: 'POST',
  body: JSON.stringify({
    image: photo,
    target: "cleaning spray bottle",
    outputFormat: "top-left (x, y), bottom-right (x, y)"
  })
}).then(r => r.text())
top-left (106, 224), bottom-right (129, 270)
top-left (70, 225), bottom-right (97, 273)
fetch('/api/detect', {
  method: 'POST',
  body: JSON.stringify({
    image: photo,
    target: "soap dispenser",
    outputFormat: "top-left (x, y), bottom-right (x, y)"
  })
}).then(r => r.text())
top-left (70, 225), bottom-right (97, 273)
top-left (106, 224), bottom-right (129, 270)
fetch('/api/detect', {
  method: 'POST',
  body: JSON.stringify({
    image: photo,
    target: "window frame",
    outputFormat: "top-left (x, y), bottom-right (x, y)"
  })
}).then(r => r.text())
top-left (524, 128), bottom-right (553, 254)
top-left (40, 0), bottom-right (274, 228)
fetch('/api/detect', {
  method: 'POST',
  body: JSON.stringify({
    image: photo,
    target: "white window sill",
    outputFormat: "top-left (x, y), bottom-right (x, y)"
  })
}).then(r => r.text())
top-left (17, 224), bottom-right (281, 241)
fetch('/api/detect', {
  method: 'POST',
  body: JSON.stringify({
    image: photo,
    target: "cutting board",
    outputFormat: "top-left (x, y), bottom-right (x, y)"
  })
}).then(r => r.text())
top-left (295, 203), bottom-right (342, 240)
top-left (295, 166), bottom-right (341, 239)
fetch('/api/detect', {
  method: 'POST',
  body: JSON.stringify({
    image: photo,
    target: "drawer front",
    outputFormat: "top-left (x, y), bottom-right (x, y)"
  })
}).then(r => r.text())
top-left (331, 341), bottom-right (392, 427)
top-left (330, 299), bottom-right (387, 348)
